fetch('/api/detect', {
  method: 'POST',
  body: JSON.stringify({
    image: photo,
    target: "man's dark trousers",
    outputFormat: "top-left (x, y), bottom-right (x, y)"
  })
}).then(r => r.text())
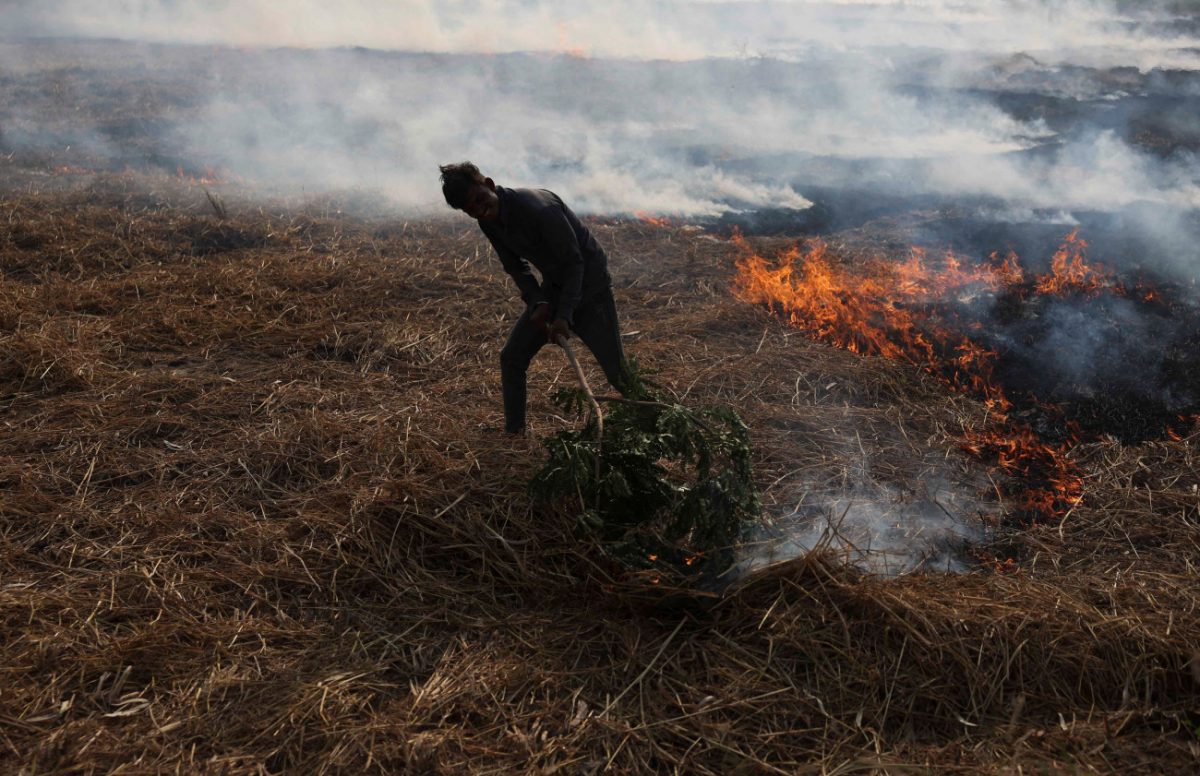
top-left (501, 288), bottom-right (625, 434)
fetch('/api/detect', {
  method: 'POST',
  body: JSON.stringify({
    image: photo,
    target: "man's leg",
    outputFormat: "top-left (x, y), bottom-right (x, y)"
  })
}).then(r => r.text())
top-left (570, 288), bottom-right (628, 394)
top-left (500, 307), bottom-right (547, 433)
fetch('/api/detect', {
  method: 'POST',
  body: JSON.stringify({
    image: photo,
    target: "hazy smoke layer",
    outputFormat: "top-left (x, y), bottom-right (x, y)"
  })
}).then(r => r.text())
top-left (0, 1), bottom-right (1196, 242)
top-left (9, 1), bottom-right (1200, 68)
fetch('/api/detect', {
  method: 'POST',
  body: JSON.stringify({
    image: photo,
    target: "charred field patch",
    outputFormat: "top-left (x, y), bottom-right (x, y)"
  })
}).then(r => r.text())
top-left (1, 174), bottom-right (1199, 773)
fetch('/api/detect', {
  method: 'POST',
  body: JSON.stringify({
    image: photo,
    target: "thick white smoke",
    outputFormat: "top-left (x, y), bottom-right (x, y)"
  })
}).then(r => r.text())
top-left (2, 0), bottom-right (1196, 222)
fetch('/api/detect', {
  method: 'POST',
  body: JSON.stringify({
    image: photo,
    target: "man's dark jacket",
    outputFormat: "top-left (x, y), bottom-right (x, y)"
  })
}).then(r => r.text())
top-left (479, 186), bottom-right (612, 324)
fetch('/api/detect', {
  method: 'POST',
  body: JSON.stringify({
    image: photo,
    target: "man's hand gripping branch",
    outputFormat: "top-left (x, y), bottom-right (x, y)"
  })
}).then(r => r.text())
top-left (547, 318), bottom-right (570, 344)
top-left (531, 302), bottom-right (570, 344)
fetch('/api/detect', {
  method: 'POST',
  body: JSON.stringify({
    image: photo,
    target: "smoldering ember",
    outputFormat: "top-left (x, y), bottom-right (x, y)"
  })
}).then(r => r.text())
top-left (2, 1), bottom-right (1199, 773)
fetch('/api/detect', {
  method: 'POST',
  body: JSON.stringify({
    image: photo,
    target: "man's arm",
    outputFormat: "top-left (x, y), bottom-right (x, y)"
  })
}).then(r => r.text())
top-left (486, 232), bottom-right (546, 308)
top-left (538, 206), bottom-right (585, 326)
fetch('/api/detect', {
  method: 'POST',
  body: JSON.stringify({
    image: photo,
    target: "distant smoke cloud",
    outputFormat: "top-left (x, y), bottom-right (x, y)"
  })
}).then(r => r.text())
top-left (0, 0), bottom-right (1196, 240)
top-left (6, 1), bottom-right (1199, 68)
top-left (926, 132), bottom-right (1200, 211)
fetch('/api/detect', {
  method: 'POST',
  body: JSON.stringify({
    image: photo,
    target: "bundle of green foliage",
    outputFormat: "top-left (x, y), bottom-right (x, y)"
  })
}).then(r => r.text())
top-left (530, 362), bottom-right (760, 583)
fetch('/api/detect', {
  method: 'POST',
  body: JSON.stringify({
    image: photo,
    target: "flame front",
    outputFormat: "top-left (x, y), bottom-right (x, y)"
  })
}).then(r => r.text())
top-left (176, 165), bottom-right (227, 185)
top-left (731, 229), bottom-right (1102, 520)
top-left (633, 211), bottom-right (671, 228)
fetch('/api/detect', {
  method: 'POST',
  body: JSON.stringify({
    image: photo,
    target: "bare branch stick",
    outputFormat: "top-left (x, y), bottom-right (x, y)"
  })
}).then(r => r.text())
top-left (556, 335), bottom-right (604, 480)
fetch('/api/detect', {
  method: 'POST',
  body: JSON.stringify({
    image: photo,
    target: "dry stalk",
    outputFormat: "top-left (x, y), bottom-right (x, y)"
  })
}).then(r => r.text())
top-left (555, 334), bottom-right (604, 479)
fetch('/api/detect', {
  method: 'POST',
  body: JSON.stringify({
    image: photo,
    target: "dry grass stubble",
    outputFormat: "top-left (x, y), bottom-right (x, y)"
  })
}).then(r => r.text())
top-left (1, 180), bottom-right (1198, 773)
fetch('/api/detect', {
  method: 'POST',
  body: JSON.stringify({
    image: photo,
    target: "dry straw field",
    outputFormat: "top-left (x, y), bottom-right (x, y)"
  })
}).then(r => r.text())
top-left (2, 172), bottom-right (1199, 773)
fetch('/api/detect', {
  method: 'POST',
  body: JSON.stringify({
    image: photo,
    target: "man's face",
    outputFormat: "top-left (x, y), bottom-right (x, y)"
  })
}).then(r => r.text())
top-left (462, 181), bottom-right (500, 222)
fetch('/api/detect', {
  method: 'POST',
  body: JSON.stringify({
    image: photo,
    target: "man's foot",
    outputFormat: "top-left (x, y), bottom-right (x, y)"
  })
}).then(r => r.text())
top-left (475, 423), bottom-right (534, 443)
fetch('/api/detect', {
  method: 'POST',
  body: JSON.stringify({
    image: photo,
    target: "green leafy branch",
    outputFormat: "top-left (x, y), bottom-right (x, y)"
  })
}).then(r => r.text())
top-left (530, 359), bottom-right (759, 582)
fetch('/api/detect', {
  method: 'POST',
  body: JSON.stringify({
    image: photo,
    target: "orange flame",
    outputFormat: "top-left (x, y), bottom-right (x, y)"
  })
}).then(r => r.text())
top-left (1034, 228), bottom-right (1110, 296)
top-left (176, 165), bottom-right (226, 185)
top-left (633, 211), bottom-right (671, 228)
top-left (732, 231), bottom-right (1008, 404)
top-left (989, 249), bottom-right (1024, 287)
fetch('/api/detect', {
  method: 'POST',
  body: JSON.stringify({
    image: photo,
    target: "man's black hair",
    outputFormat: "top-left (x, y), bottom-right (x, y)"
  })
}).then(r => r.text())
top-left (439, 161), bottom-right (487, 209)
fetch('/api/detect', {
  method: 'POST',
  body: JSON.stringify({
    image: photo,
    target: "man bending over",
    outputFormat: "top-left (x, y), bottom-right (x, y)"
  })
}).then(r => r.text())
top-left (439, 161), bottom-right (628, 435)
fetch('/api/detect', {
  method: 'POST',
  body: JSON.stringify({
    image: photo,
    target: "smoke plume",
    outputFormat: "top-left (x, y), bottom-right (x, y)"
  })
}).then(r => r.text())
top-left (0, 1), bottom-right (1195, 236)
